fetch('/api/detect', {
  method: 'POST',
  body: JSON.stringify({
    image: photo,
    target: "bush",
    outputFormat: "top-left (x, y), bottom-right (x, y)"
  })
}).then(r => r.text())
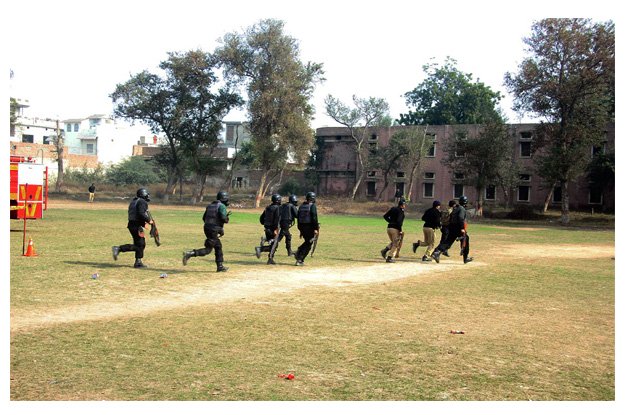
top-left (278, 178), bottom-right (304, 197)
top-left (505, 204), bottom-right (543, 220)
top-left (105, 156), bottom-right (161, 186)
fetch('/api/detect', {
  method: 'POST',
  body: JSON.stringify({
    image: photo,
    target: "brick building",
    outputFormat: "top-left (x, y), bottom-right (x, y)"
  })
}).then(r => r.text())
top-left (314, 123), bottom-right (615, 212)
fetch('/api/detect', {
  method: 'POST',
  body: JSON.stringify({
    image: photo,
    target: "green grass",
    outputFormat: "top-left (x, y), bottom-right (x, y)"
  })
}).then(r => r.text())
top-left (9, 200), bottom-right (615, 401)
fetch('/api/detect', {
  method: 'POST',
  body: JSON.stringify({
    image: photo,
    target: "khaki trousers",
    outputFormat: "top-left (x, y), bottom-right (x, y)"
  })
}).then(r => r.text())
top-left (386, 228), bottom-right (402, 258)
top-left (422, 227), bottom-right (436, 257)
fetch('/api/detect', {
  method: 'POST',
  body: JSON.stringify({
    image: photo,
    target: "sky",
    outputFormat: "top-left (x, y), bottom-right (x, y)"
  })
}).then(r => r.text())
top-left (5, 0), bottom-right (619, 130)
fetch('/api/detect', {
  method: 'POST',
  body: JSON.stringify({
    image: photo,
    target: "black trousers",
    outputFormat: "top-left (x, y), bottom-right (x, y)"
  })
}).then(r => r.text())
top-left (296, 224), bottom-right (316, 261)
top-left (277, 222), bottom-right (293, 253)
top-left (120, 224), bottom-right (146, 259)
top-left (192, 226), bottom-right (224, 264)
top-left (261, 226), bottom-right (279, 256)
top-left (435, 224), bottom-right (470, 260)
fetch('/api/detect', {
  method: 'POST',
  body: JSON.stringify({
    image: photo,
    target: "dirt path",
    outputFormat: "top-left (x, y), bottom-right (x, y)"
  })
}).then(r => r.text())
top-left (10, 261), bottom-right (471, 332)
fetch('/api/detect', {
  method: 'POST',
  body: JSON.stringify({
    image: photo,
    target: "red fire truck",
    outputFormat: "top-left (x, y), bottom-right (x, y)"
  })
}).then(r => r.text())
top-left (10, 155), bottom-right (49, 219)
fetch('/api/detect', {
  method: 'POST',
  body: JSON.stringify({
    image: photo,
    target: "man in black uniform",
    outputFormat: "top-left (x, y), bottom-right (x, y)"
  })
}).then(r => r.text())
top-left (255, 194), bottom-right (282, 265)
top-left (381, 197), bottom-right (406, 263)
top-left (432, 195), bottom-right (473, 264)
top-left (294, 192), bottom-right (319, 266)
top-left (112, 188), bottom-right (154, 268)
top-left (277, 194), bottom-right (298, 257)
top-left (182, 191), bottom-right (231, 272)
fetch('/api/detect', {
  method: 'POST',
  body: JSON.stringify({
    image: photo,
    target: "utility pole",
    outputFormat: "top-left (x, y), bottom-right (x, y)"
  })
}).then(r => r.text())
top-left (54, 119), bottom-right (65, 192)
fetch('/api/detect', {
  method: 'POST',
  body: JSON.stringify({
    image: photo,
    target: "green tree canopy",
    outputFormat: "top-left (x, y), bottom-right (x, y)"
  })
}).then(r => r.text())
top-left (504, 18), bottom-right (614, 224)
top-left (216, 19), bottom-right (324, 207)
top-left (399, 57), bottom-right (504, 126)
top-left (110, 50), bottom-right (241, 201)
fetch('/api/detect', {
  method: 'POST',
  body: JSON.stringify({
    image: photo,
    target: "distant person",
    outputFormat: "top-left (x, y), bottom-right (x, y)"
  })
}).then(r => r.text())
top-left (88, 183), bottom-right (96, 203)
top-left (294, 192), bottom-right (320, 266)
top-left (112, 188), bottom-right (153, 268)
top-left (432, 195), bottom-right (473, 264)
top-left (255, 194), bottom-right (282, 265)
top-left (412, 200), bottom-right (441, 261)
top-left (381, 197), bottom-right (406, 263)
top-left (394, 188), bottom-right (403, 204)
top-left (182, 191), bottom-right (231, 272)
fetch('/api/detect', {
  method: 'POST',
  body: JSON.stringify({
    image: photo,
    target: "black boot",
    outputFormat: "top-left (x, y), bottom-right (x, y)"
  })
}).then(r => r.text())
top-left (182, 250), bottom-right (195, 266)
top-left (134, 258), bottom-right (148, 268)
top-left (216, 263), bottom-right (228, 272)
top-left (267, 257), bottom-right (276, 265)
top-left (380, 247), bottom-right (389, 259)
top-left (412, 241), bottom-right (421, 253)
top-left (386, 256), bottom-right (395, 263)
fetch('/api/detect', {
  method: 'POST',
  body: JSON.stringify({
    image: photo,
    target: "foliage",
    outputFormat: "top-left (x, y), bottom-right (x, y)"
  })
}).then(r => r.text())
top-left (324, 94), bottom-right (390, 199)
top-left (399, 57), bottom-right (504, 125)
top-left (278, 178), bottom-right (304, 197)
top-left (63, 164), bottom-right (107, 185)
top-left (392, 126), bottom-right (433, 202)
top-left (504, 18), bottom-right (615, 224)
top-left (110, 50), bottom-right (242, 200)
top-left (370, 136), bottom-right (407, 202)
top-left (105, 156), bottom-right (161, 186)
top-left (442, 121), bottom-right (516, 208)
top-left (216, 19), bottom-right (324, 207)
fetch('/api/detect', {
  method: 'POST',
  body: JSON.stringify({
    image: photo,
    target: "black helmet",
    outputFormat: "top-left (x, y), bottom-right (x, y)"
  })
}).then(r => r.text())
top-left (459, 195), bottom-right (468, 206)
top-left (136, 188), bottom-right (150, 202)
top-left (398, 197), bottom-right (407, 206)
top-left (305, 191), bottom-right (316, 202)
top-left (288, 194), bottom-right (298, 205)
top-left (271, 194), bottom-right (282, 204)
top-left (217, 191), bottom-right (230, 206)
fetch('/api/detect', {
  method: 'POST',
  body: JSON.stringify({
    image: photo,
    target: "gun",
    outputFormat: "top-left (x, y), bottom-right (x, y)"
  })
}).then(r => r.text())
top-left (147, 211), bottom-right (161, 247)
top-left (310, 226), bottom-right (320, 257)
top-left (394, 231), bottom-right (404, 258)
top-left (269, 229), bottom-right (280, 258)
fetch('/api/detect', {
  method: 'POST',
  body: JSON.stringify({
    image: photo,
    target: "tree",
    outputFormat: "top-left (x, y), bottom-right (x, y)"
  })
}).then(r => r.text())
top-left (110, 50), bottom-right (241, 202)
top-left (586, 151), bottom-right (614, 212)
top-left (105, 156), bottom-right (161, 186)
top-left (370, 136), bottom-right (407, 202)
top-left (504, 18), bottom-right (615, 224)
top-left (393, 126), bottom-right (433, 202)
top-left (216, 19), bottom-right (324, 207)
top-left (51, 120), bottom-right (65, 192)
top-left (399, 57), bottom-right (504, 126)
top-left (442, 121), bottom-right (516, 212)
top-left (325, 95), bottom-right (390, 200)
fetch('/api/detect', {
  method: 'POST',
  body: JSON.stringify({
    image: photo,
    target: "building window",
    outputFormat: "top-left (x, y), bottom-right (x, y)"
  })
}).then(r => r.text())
top-left (453, 184), bottom-right (464, 199)
top-left (426, 134), bottom-right (437, 157)
top-left (369, 134), bottom-right (378, 141)
top-left (65, 123), bottom-right (72, 131)
top-left (423, 182), bottom-right (434, 198)
top-left (366, 181), bottom-right (376, 196)
top-left (518, 186), bottom-right (530, 202)
top-left (226, 125), bottom-right (235, 143)
top-left (396, 171), bottom-right (405, 178)
top-left (454, 172), bottom-right (465, 180)
top-left (43, 136), bottom-right (51, 145)
top-left (520, 142), bottom-right (532, 158)
top-left (74, 123), bottom-right (79, 132)
top-left (552, 186), bottom-right (562, 203)
top-left (368, 142), bottom-right (378, 152)
top-left (588, 186), bottom-right (603, 204)
top-left (86, 143), bottom-right (94, 154)
top-left (367, 171), bottom-right (376, 177)
top-left (519, 174), bottom-right (531, 182)
top-left (424, 172), bottom-right (435, 179)
top-left (485, 185), bottom-right (496, 201)
top-left (22, 134), bottom-right (34, 143)
top-left (520, 131), bottom-right (533, 140)
top-left (591, 142), bottom-right (607, 158)
top-left (395, 182), bottom-right (405, 196)
top-left (454, 133), bottom-right (467, 157)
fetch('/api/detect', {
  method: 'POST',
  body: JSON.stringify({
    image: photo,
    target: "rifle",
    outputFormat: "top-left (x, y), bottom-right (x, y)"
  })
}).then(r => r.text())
top-left (394, 231), bottom-right (404, 258)
top-left (147, 211), bottom-right (161, 247)
top-left (269, 229), bottom-right (280, 258)
top-left (310, 226), bottom-right (320, 257)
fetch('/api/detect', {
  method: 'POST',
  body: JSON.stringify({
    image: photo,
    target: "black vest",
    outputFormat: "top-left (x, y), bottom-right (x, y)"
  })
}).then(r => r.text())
top-left (204, 202), bottom-right (221, 225)
top-left (127, 198), bottom-right (140, 221)
top-left (298, 203), bottom-right (312, 224)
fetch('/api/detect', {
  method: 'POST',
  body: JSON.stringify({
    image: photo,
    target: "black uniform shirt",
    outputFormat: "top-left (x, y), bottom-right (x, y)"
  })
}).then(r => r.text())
top-left (260, 204), bottom-right (281, 230)
top-left (383, 206), bottom-right (405, 231)
top-left (421, 207), bottom-right (442, 229)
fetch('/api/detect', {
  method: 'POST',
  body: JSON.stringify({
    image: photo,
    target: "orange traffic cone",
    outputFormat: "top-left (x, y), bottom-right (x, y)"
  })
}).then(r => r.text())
top-left (24, 237), bottom-right (37, 257)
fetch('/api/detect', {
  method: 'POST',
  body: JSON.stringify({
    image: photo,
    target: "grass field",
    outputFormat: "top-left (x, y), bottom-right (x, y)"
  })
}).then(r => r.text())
top-left (8, 198), bottom-right (615, 404)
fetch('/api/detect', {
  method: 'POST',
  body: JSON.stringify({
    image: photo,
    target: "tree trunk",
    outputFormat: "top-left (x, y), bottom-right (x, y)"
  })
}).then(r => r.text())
top-left (406, 162), bottom-right (419, 202)
top-left (376, 173), bottom-right (391, 203)
top-left (54, 120), bottom-right (64, 192)
top-left (560, 180), bottom-right (570, 225)
top-left (350, 142), bottom-right (365, 200)
top-left (543, 182), bottom-right (557, 213)
top-left (475, 186), bottom-right (484, 216)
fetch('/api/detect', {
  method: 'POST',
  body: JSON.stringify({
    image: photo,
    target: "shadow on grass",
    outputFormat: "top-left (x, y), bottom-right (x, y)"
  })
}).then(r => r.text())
top-left (64, 260), bottom-right (182, 274)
